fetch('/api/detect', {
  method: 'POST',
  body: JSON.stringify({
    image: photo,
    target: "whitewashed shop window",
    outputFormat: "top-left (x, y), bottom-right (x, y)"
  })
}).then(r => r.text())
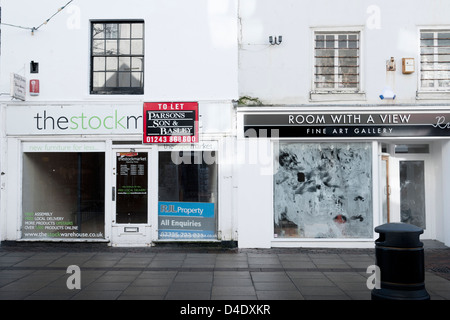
top-left (420, 30), bottom-right (450, 91)
top-left (274, 142), bottom-right (373, 239)
top-left (313, 32), bottom-right (360, 92)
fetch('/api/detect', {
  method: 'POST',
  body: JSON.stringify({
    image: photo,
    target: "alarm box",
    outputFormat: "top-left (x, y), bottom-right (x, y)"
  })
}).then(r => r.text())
top-left (30, 79), bottom-right (40, 96)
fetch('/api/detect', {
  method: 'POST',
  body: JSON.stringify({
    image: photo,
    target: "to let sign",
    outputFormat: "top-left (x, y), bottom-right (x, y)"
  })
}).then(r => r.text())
top-left (143, 102), bottom-right (199, 144)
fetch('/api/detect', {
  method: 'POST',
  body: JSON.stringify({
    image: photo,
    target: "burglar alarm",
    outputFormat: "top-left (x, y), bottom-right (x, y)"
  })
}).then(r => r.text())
top-left (30, 79), bottom-right (40, 96)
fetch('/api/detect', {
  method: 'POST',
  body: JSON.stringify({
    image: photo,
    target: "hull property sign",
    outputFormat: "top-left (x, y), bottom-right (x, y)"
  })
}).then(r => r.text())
top-left (143, 102), bottom-right (199, 144)
top-left (243, 111), bottom-right (450, 138)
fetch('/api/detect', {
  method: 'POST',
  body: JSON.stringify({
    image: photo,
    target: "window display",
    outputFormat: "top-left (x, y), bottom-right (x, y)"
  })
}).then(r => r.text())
top-left (158, 151), bottom-right (218, 240)
top-left (274, 142), bottom-right (372, 238)
top-left (22, 153), bottom-right (105, 239)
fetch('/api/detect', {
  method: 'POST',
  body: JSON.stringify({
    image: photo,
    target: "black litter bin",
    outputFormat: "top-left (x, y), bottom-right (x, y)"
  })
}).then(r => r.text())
top-left (371, 222), bottom-right (430, 300)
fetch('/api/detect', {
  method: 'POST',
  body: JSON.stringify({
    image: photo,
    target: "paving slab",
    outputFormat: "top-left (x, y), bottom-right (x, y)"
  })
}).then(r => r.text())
top-left (0, 241), bottom-right (448, 302)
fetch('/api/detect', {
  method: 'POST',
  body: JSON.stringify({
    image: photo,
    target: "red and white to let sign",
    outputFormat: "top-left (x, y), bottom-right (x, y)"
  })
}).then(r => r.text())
top-left (143, 102), bottom-right (199, 144)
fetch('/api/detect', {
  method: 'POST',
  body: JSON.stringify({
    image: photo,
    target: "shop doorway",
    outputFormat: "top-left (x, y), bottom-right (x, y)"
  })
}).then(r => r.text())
top-left (111, 148), bottom-right (153, 246)
top-left (381, 155), bottom-right (390, 224)
top-left (388, 144), bottom-right (434, 239)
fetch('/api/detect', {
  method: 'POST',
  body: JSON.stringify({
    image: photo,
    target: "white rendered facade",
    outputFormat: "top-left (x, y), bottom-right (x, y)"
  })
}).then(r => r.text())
top-left (236, 0), bottom-right (450, 248)
top-left (0, 0), bottom-right (239, 246)
top-left (1, 0), bottom-right (450, 248)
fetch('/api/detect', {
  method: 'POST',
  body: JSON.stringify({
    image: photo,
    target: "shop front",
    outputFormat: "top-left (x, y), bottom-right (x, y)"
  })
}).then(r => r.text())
top-left (1, 102), bottom-right (230, 247)
top-left (236, 107), bottom-right (450, 248)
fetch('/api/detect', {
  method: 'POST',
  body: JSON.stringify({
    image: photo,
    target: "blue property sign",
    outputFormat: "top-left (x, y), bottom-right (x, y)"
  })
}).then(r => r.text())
top-left (158, 202), bottom-right (216, 240)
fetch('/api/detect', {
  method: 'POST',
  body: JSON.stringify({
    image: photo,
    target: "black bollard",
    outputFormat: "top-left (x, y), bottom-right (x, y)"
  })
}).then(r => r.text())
top-left (371, 222), bottom-right (430, 300)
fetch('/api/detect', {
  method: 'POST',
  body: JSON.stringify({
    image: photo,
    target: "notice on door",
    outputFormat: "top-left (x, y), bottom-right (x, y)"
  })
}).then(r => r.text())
top-left (158, 201), bottom-right (216, 240)
top-left (116, 152), bottom-right (148, 223)
top-left (143, 102), bottom-right (199, 144)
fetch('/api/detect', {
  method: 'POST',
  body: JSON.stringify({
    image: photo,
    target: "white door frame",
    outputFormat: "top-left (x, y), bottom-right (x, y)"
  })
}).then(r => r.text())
top-left (110, 145), bottom-right (156, 247)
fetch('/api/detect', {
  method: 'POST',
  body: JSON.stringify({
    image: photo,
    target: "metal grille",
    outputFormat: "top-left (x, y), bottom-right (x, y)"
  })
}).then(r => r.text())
top-left (420, 30), bottom-right (450, 90)
top-left (314, 32), bottom-right (360, 91)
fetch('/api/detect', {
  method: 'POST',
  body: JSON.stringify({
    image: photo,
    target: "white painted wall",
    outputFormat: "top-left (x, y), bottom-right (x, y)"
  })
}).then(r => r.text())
top-left (235, 138), bottom-right (273, 248)
top-left (238, 0), bottom-right (450, 105)
top-left (0, 0), bottom-right (238, 102)
top-left (0, 0), bottom-right (239, 244)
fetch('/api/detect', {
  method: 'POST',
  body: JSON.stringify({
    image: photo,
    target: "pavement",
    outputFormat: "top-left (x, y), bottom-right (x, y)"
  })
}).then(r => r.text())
top-left (0, 240), bottom-right (449, 301)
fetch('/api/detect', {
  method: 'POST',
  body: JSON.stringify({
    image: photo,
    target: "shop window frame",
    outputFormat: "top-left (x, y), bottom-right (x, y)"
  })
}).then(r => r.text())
top-left (417, 27), bottom-right (450, 100)
top-left (310, 27), bottom-right (366, 102)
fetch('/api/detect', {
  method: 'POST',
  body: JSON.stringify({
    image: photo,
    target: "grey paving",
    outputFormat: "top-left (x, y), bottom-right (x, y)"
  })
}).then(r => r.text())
top-left (0, 240), bottom-right (448, 300)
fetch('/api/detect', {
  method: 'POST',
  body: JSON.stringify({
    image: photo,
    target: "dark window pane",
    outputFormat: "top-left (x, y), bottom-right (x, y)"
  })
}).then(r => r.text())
top-left (131, 72), bottom-right (143, 87)
top-left (116, 153), bottom-right (148, 224)
top-left (158, 151), bottom-right (218, 240)
top-left (22, 152), bottom-right (105, 239)
top-left (119, 73), bottom-right (131, 87)
top-left (400, 161), bottom-right (426, 229)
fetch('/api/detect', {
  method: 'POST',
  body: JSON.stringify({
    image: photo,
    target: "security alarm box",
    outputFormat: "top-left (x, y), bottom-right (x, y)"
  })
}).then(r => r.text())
top-left (402, 58), bottom-right (415, 74)
top-left (30, 79), bottom-right (40, 96)
top-left (30, 79), bottom-right (39, 96)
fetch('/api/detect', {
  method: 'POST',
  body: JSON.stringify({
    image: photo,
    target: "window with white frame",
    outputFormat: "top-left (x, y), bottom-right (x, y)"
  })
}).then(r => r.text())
top-left (314, 32), bottom-right (360, 92)
top-left (420, 30), bottom-right (450, 91)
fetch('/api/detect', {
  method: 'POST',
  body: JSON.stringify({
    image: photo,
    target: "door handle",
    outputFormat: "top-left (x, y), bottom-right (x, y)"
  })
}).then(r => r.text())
top-left (112, 187), bottom-right (115, 201)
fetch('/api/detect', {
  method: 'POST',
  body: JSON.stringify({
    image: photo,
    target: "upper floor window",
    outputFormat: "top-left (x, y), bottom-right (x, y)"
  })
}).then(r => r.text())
top-left (313, 31), bottom-right (360, 92)
top-left (420, 30), bottom-right (450, 91)
top-left (91, 21), bottom-right (144, 95)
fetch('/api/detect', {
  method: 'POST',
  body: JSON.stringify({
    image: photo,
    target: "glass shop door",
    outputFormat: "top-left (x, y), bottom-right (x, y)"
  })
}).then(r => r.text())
top-left (390, 144), bottom-right (434, 239)
top-left (111, 148), bottom-right (152, 246)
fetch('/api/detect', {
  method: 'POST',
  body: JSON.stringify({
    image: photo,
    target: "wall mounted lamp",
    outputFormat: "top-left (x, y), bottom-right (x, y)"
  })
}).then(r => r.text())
top-left (269, 35), bottom-right (282, 45)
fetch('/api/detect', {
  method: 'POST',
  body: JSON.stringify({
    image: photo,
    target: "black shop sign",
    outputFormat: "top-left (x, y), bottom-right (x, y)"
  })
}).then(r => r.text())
top-left (243, 111), bottom-right (450, 138)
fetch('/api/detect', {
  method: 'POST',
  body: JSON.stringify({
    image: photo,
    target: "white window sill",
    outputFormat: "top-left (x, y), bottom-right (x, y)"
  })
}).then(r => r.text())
top-left (416, 91), bottom-right (450, 100)
top-left (309, 91), bottom-right (366, 102)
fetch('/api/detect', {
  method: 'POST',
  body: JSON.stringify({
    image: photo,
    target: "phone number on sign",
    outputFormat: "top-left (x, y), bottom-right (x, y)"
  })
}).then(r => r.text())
top-left (145, 136), bottom-right (197, 143)
top-left (159, 231), bottom-right (216, 239)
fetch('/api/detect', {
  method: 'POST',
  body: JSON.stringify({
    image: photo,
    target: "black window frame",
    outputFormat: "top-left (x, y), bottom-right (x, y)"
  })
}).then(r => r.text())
top-left (90, 20), bottom-right (145, 95)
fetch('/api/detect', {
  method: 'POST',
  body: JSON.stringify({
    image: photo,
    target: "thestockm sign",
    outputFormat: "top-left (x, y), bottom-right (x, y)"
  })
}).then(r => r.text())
top-left (5, 104), bottom-right (143, 135)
